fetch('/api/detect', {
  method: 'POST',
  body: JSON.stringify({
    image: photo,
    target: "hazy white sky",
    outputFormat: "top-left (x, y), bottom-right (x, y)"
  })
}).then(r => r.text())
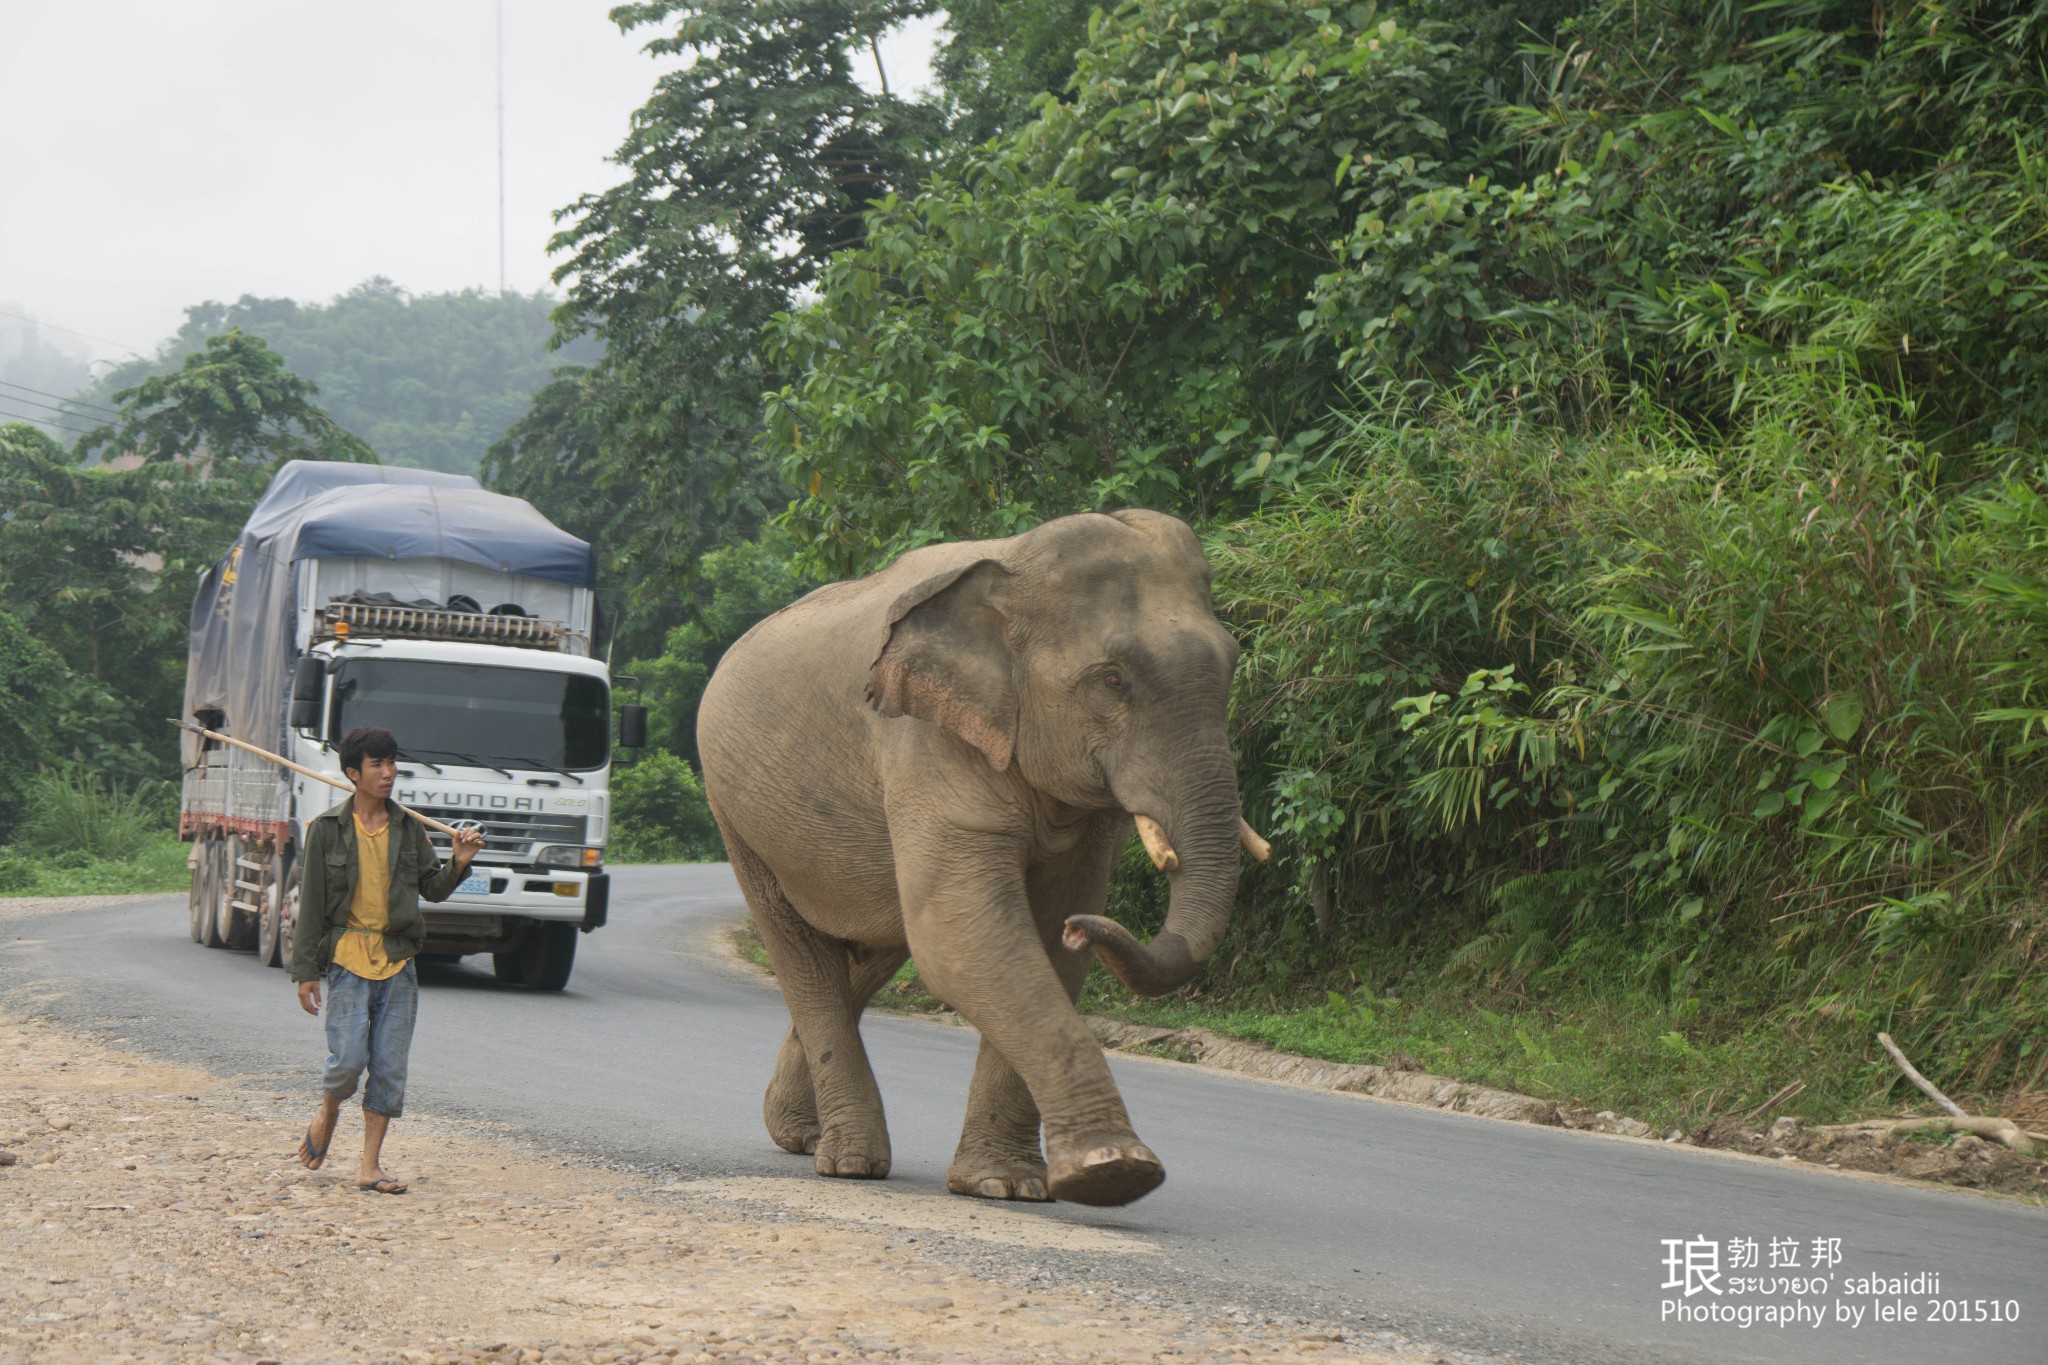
top-left (0, 1), bottom-right (940, 367)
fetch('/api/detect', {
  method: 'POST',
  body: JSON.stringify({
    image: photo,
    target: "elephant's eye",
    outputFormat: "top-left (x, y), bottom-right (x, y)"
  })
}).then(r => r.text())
top-left (1102, 669), bottom-right (1126, 691)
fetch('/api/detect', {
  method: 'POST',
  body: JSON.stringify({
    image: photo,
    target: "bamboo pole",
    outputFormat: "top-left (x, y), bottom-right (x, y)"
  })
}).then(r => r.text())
top-left (168, 718), bottom-right (467, 838)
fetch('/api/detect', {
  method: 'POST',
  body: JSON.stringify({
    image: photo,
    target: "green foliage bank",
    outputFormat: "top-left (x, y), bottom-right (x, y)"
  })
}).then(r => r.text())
top-left (740, 0), bottom-right (2048, 1115)
top-left (468, 0), bottom-right (2048, 1119)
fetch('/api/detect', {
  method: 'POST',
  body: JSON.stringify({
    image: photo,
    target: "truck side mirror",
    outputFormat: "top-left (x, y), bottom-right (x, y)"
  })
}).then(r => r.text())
top-left (289, 655), bottom-right (325, 732)
top-left (618, 703), bottom-right (647, 750)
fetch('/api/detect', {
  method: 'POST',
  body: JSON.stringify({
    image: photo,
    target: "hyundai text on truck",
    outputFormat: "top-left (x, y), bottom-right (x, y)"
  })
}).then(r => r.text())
top-left (177, 460), bottom-right (645, 991)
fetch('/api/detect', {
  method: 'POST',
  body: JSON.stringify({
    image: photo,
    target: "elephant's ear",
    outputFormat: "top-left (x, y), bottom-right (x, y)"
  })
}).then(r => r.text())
top-left (866, 559), bottom-right (1018, 770)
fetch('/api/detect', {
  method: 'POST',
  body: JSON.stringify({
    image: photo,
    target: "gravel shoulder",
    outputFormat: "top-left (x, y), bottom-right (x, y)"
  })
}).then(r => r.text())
top-left (1, 996), bottom-right (1431, 1365)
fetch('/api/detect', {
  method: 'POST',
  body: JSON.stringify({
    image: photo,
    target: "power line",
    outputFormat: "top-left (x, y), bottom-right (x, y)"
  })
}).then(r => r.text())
top-left (0, 308), bottom-right (148, 359)
top-left (0, 389), bottom-right (102, 423)
top-left (0, 378), bottom-right (121, 417)
top-left (0, 404), bottom-right (96, 437)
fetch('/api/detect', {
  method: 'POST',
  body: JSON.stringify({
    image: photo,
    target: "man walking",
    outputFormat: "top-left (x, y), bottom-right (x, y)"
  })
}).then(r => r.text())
top-left (291, 725), bottom-right (483, 1192)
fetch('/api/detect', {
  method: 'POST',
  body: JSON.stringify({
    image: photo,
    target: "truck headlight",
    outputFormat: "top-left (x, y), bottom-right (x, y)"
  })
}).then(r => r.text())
top-left (535, 845), bottom-right (581, 867)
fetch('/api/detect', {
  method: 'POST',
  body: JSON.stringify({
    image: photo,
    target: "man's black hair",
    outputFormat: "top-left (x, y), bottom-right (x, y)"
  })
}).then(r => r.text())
top-left (340, 726), bottom-right (399, 778)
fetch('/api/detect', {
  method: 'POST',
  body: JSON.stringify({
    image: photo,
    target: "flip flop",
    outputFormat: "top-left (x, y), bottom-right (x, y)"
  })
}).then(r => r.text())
top-left (298, 1125), bottom-right (330, 1170)
top-left (357, 1177), bottom-right (408, 1195)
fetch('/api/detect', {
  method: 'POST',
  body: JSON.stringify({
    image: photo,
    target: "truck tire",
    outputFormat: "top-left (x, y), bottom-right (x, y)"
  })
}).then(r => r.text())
top-left (187, 843), bottom-right (208, 944)
top-left (200, 840), bottom-right (230, 949)
top-left (257, 851), bottom-right (288, 968)
top-left (494, 922), bottom-right (576, 991)
top-left (279, 859), bottom-right (301, 973)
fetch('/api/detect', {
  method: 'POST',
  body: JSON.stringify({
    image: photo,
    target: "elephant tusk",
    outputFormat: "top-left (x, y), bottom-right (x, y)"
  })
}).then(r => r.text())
top-left (1238, 818), bottom-right (1272, 862)
top-left (1133, 815), bottom-right (1179, 874)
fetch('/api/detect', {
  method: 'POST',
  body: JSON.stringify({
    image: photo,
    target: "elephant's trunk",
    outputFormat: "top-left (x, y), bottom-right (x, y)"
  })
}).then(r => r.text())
top-left (1066, 744), bottom-right (1243, 997)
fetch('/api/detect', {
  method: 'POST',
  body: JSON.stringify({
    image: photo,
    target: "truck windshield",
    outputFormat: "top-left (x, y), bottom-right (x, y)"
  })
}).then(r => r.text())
top-left (331, 660), bottom-right (609, 771)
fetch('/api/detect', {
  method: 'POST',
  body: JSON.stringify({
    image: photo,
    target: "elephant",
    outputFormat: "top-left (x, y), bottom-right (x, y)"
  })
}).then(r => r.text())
top-left (696, 509), bottom-right (1268, 1207)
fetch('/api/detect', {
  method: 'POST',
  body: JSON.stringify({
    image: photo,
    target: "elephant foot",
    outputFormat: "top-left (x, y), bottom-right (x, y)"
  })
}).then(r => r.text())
top-left (1047, 1138), bottom-right (1164, 1207)
top-left (763, 1048), bottom-right (821, 1154)
top-left (813, 1127), bottom-right (891, 1180)
top-left (764, 1094), bottom-right (821, 1155)
top-left (769, 1123), bottom-right (820, 1156)
top-left (946, 1154), bottom-right (1051, 1202)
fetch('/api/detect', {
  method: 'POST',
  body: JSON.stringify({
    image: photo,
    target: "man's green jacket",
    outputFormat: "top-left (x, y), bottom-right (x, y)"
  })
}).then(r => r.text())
top-left (289, 797), bottom-right (467, 982)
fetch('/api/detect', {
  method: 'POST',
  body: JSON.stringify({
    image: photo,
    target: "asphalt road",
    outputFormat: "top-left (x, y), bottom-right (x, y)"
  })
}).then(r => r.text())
top-left (4, 865), bottom-right (2043, 1365)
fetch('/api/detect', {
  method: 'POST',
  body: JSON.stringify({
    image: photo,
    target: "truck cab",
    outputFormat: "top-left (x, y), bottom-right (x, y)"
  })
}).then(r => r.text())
top-left (178, 461), bottom-right (641, 992)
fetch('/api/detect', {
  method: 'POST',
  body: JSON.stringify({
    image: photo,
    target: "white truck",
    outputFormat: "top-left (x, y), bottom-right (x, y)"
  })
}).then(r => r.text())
top-left (177, 460), bottom-right (645, 992)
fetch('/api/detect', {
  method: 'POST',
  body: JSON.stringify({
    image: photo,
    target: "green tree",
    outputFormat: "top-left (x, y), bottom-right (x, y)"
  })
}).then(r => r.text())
top-left (0, 424), bottom-right (229, 794)
top-left (608, 749), bottom-right (720, 862)
top-left (13, 334), bottom-right (360, 787)
top-left (932, 0), bottom-right (1100, 147)
top-left (770, 0), bottom-right (2048, 570)
top-left (480, 367), bottom-right (685, 663)
top-left (542, 0), bottom-right (946, 592)
top-left (0, 607), bottom-right (143, 834)
top-left (78, 330), bottom-right (374, 477)
top-left (626, 531), bottom-right (818, 767)
top-left (766, 0), bottom-right (1511, 571)
top-left (84, 281), bottom-right (597, 477)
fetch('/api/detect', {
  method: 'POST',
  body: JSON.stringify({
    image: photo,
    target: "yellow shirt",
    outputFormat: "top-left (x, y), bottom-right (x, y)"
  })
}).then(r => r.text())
top-left (331, 812), bottom-right (405, 981)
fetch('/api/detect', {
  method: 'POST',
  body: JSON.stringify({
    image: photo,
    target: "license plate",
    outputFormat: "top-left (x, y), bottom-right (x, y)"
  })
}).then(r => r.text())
top-left (456, 870), bottom-right (490, 895)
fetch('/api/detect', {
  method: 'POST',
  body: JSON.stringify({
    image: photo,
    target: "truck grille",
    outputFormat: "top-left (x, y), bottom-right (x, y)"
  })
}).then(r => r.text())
top-left (406, 806), bottom-right (586, 857)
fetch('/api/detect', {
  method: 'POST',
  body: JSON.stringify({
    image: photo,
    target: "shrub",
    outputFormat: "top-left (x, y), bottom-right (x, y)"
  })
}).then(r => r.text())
top-left (12, 767), bottom-right (168, 863)
top-left (609, 749), bottom-right (721, 864)
top-left (1203, 376), bottom-right (2048, 1097)
top-left (0, 849), bottom-right (35, 892)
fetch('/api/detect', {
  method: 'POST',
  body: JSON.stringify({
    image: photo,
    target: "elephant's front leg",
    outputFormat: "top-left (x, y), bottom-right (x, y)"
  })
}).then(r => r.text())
top-left (765, 943), bottom-right (911, 1155)
top-left (947, 821), bottom-right (1122, 1201)
top-left (900, 820), bottom-right (1162, 1207)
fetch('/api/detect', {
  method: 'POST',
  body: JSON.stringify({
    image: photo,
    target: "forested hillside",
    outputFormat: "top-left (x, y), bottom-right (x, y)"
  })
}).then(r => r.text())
top-left (83, 280), bottom-right (596, 478)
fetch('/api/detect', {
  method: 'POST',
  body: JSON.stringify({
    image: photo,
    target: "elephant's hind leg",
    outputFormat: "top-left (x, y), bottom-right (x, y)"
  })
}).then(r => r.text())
top-left (763, 1029), bottom-right (820, 1155)
top-left (724, 827), bottom-right (894, 1179)
top-left (764, 943), bottom-right (910, 1156)
top-left (947, 1033), bottom-right (1054, 1201)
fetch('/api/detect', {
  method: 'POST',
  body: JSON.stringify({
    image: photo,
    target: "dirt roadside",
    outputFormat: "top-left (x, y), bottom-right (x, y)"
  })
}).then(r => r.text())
top-left (0, 898), bottom-right (1440, 1365)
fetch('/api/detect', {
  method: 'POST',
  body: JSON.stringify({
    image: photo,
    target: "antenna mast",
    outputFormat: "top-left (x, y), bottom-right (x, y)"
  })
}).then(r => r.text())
top-left (496, 0), bottom-right (507, 295)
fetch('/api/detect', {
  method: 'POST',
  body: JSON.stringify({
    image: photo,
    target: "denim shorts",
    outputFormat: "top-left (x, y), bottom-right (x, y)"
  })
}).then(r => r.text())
top-left (321, 959), bottom-right (419, 1118)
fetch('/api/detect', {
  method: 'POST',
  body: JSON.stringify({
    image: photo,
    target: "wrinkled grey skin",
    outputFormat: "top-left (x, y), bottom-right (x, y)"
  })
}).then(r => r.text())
top-left (696, 510), bottom-right (1244, 1206)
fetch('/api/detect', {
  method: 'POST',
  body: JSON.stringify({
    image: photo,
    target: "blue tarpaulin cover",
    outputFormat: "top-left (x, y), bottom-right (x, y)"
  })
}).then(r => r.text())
top-left (182, 461), bottom-right (596, 762)
top-left (239, 461), bottom-right (597, 586)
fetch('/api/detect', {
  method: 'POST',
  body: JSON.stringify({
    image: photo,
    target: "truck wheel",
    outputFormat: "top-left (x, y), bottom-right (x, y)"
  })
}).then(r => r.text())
top-left (527, 923), bottom-right (577, 991)
top-left (279, 859), bottom-right (301, 972)
top-left (257, 852), bottom-right (287, 968)
top-left (200, 840), bottom-right (230, 949)
top-left (495, 923), bottom-right (576, 991)
top-left (187, 843), bottom-right (208, 943)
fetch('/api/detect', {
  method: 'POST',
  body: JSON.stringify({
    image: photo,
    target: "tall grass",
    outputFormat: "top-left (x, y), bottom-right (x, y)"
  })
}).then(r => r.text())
top-left (12, 768), bottom-right (168, 864)
top-left (1145, 376), bottom-right (2048, 1108)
